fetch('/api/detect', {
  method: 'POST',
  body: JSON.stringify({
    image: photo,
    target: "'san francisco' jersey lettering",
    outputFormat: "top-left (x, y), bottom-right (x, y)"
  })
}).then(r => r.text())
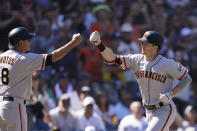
top-left (135, 70), bottom-right (167, 83)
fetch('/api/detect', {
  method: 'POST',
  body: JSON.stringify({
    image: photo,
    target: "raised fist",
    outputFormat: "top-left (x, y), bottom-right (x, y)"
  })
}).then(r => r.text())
top-left (72, 33), bottom-right (82, 44)
top-left (89, 31), bottom-right (101, 46)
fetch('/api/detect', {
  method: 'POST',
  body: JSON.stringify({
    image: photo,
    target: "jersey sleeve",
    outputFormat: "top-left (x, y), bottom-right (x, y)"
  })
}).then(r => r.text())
top-left (165, 59), bottom-right (188, 80)
top-left (119, 54), bottom-right (142, 70)
top-left (23, 53), bottom-right (47, 72)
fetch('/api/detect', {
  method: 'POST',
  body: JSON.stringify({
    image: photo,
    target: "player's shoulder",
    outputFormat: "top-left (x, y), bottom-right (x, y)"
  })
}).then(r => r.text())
top-left (0, 50), bottom-right (21, 60)
top-left (121, 114), bottom-right (134, 122)
top-left (23, 52), bottom-right (39, 56)
top-left (22, 52), bottom-right (45, 60)
top-left (159, 55), bottom-right (177, 64)
top-left (159, 56), bottom-right (184, 71)
top-left (0, 50), bottom-right (16, 56)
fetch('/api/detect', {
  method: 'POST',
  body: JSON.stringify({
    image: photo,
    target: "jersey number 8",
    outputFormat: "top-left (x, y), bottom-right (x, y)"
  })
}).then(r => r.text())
top-left (1, 68), bottom-right (9, 85)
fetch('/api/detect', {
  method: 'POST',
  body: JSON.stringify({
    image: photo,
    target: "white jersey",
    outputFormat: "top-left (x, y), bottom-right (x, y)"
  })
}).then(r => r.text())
top-left (75, 110), bottom-right (106, 131)
top-left (120, 54), bottom-right (188, 105)
top-left (118, 114), bottom-right (148, 131)
top-left (0, 50), bottom-right (47, 100)
top-left (49, 107), bottom-right (77, 131)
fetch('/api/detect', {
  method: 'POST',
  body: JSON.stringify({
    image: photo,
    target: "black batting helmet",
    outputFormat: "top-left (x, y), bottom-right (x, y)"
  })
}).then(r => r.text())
top-left (138, 30), bottom-right (163, 49)
top-left (8, 27), bottom-right (35, 46)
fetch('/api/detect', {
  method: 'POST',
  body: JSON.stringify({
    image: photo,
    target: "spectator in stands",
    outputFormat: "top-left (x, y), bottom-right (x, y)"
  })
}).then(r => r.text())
top-left (75, 96), bottom-right (106, 131)
top-left (79, 40), bottom-right (102, 81)
top-left (53, 72), bottom-right (82, 111)
top-left (0, 0), bottom-right (24, 51)
top-left (178, 105), bottom-right (197, 131)
top-left (114, 88), bottom-right (133, 120)
top-left (77, 72), bottom-right (91, 89)
top-left (79, 86), bottom-right (91, 101)
top-left (49, 94), bottom-right (77, 131)
top-left (31, 19), bottom-right (58, 53)
top-left (32, 102), bottom-right (50, 130)
top-left (90, 4), bottom-right (114, 46)
top-left (118, 101), bottom-right (148, 131)
top-left (53, 72), bottom-right (74, 99)
top-left (31, 72), bottom-right (55, 116)
top-left (95, 90), bottom-right (116, 129)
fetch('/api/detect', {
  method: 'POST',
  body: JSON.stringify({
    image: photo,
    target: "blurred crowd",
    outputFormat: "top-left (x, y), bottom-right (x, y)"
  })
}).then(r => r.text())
top-left (0, 0), bottom-right (197, 130)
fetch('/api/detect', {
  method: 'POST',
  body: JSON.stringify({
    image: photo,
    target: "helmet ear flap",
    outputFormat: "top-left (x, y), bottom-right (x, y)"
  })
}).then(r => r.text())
top-left (8, 41), bottom-right (19, 50)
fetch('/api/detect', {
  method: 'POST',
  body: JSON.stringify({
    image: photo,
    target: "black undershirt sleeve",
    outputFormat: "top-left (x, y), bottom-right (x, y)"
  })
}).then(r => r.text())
top-left (45, 54), bottom-right (53, 66)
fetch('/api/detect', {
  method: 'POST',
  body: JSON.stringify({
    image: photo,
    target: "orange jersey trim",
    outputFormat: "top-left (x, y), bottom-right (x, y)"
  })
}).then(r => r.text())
top-left (161, 104), bottom-right (172, 131)
top-left (178, 69), bottom-right (188, 80)
top-left (41, 54), bottom-right (47, 70)
top-left (19, 104), bottom-right (23, 131)
top-left (123, 56), bottom-right (127, 69)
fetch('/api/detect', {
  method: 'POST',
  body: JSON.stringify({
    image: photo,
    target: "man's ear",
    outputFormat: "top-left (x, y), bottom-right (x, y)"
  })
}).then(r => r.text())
top-left (154, 45), bottom-right (159, 50)
top-left (18, 40), bottom-right (23, 46)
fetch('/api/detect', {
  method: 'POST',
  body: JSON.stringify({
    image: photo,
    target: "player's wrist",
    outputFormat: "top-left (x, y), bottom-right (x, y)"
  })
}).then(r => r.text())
top-left (97, 43), bottom-right (106, 52)
top-left (170, 91), bottom-right (175, 98)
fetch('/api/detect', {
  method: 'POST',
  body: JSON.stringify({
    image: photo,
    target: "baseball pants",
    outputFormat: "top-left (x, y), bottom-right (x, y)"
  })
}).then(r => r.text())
top-left (0, 99), bottom-right (27, 131)
top-left (145, 101), bottom-right (177, 131)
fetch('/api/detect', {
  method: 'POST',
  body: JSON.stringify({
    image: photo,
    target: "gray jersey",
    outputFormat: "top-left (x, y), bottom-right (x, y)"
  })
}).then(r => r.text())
top-left (0, 50), bottom-right (47, 100)
top-left (120, 54), bottom-right (188, 105)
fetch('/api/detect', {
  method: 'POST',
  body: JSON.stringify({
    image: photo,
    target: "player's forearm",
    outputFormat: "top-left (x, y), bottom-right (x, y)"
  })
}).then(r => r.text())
top-left (97, 43), bottom-right (117, 62)
top-left (90, 31), bottom-right (117, 62)
top-left (51, 39), bottom-right (79, 62)
top-left (171, 74), bottom-right (192, 96)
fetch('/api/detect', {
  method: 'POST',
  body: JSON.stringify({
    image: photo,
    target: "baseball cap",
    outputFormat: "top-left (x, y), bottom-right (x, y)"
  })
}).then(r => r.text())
top-left (120, 23), bottom-right (133, 32)
top-left (92, 4), bottom-right (111, 16)
top-left (110, 32), bottom-right (120, 40)
top-left (81, 86), bottom-right (90, 92)
top-left (184, 105), bottom-right (194, 115)
top-left (60, 94), bottom-right (70, 101)
top-left (180, 27), bottom-right (192, 37)
top-left (83, 96), bottom-right (95, 106)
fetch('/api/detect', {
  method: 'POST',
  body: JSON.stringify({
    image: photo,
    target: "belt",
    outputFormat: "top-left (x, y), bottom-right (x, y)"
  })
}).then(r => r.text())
top-left (1, 96), bottom-right (26, 104)
top-left (144, 102), bottom-right (164, 110)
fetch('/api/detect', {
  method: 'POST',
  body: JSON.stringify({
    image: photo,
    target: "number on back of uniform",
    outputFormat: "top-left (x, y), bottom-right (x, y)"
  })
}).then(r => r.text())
top-left (1, 68), bottom-right (9, 85)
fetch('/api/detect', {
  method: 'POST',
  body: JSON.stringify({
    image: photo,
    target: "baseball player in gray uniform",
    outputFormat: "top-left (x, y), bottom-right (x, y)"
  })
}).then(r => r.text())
top-left (0, 27), bottom-right (82, 131)
top-left (89, 30), bottom-right (192, 131)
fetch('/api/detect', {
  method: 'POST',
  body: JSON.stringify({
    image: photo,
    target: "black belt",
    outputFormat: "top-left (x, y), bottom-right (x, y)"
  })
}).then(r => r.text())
top-left (3, 96), bottom-right (26, 104)
top-left (144, 102), bottom-right (164, 110)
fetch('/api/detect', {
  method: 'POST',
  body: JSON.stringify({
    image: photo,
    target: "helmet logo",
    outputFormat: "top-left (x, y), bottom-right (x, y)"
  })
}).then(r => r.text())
top-left (143, 32), bottom-right (150, 38)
